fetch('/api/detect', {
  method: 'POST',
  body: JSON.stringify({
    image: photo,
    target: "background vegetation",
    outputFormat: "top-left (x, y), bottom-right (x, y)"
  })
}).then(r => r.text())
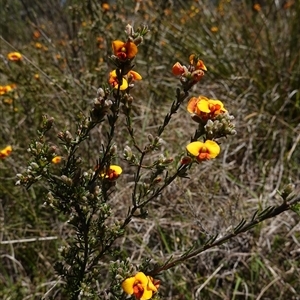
top-left (0, 0), bottom-right (299, 299)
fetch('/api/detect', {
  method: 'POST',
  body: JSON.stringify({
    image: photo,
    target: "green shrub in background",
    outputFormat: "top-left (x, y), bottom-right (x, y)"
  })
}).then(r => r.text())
top-left (0, 0), bottom-right (299, 299)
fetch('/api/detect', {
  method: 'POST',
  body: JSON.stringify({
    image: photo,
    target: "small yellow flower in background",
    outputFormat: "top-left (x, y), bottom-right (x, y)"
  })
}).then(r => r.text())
top-left (35, 42), bottom-right (43, 49)
top-left (52, 156), bottom-right (62, 164)
top-left (3, 98), bottom-right (13, 105)
top-left (210, 26), bottom-right (218, 33)
top-left (102, 3), bottom-right (110, 11)
top-left (102, 165), bottom-right (122, 180)
top-left (253, 3), bottom-right (261, 11)
top-left (186, 140), bottom-right (220, 162)
top-left (122, 272), bottom-right (159, 300)
top-left (34, 74), bottom-right (40, 80)
top-left (33, 30), bottom-right (41, 39)
top-left (112, 40), bottom-right (138, 60)
top-left (7, 52), bottom-right (22, 61)
top-left (0, 84), bottom-right (16, 95)
top-left (187, 96), bottom-right (226, 121)
top-left (108, 70), bottom-right (128, 90)
top-left (0, 146), bottom-right (12, 159)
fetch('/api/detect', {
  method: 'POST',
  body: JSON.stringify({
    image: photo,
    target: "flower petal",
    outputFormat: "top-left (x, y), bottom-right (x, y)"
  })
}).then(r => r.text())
top-left (187, 97), bottom-right (198, 113)
top-left (128, 70), bottom-right (142, 80)
top-left (109, 165), bottom-right (122, 175)
top-left (121, 277), bottom-right (136, 295)
top-left (126, 41), bottom-right (138, 58)
top-left (186, 141), bottom-right (204, 156)
top-left (197, 99), bottom-right (211, 113)
top-left (112, 40), bottom-right (124, 54)
top-left (204, 140), bottom-right (220, 158)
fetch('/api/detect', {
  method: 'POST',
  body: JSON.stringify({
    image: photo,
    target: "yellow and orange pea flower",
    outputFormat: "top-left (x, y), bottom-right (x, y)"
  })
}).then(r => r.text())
top-left (108, 70), bottom-right (142, 90)
top-left (108, 70), bottom-right (128, 90)
top-left (0, 84), bottom-right (16, 95)
top-left (189, 54), bottom-right (207, 71)
top-left (97, 165), bottom-right (122, 181)
top-left (0, 146), bottom-right (12, 159)
top-left (186, 140), bottom-right (220, 162)
top-left (112, 40), bottom-right (138, 60)
top-left (122, 272), bottom-right (160, 300)
top-left (187, 96), bottom-right (227, 121)
top-left (51, 156), bottom-right (62, 164)
top-left (7, 52), bottom-right (22, 61)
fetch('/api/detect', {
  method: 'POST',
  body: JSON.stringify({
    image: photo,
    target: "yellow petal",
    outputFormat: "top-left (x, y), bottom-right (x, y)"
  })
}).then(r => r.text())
top-left (119, 78), bottom-right (128, 90)
top-left (204, 140), bottom-right (220, 158)
top-left (135, 272), bottom-right (148, 284)
top-left (146, 276), bottom-right (157, 292)
top-left (186, 141), bottom-right (204, 156)
top-left (121, 277), bottom-right (135, 295)
top-left (140, 289), bottom-right (153, 300)
top-left (197, 99), bottom-right (211, 113)
top-left (109, 165), bottom-right (122, 175)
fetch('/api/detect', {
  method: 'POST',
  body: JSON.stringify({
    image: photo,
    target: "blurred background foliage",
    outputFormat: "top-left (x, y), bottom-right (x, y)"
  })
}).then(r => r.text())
top-left (0, 0), bottom-right (299, 299)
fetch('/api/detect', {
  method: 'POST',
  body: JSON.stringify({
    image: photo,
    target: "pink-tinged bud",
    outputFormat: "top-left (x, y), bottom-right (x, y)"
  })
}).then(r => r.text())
top-left (172, 62), bottom-right (185, 76)
top-left (181, 156), bottom-right (192, 165)
top-left (191, 69), bottom-right (204, 83)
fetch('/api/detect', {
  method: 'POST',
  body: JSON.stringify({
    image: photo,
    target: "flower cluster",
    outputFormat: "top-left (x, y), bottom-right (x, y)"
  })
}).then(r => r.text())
top-left (108, 25), bottom-right (146, 92)
top-left (172, 54), bottom-right (207, 91)
top-left (0, 84), bottom-right (16, 96)
top-left (122, 272), bottom-right (160, 300)
top-left (0, 145), bottom-right (12, 159)
top-left (173, 55), bottom-right (236, 163)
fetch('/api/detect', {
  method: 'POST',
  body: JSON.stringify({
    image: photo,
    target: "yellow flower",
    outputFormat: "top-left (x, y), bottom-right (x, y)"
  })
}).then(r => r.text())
top-left (0, 84), bottom-right (16, 95)
top-left (108, 70), bottom-right (128, 90)
top-left (102, 3), bottom-right (110, 11)
top-left (122, 272), bottom-right (159, 300)
top-left (186, 140), bottom-right (220, 162)
top-left (253, 3), bottom-right (261, 11)
top-left (112, 40), bottom-right (138, 60)
top-left (99, 165), bottom-right (122, 180)
top-left (0, 146), bottom-right (12, 159)
top-left (187, 96), bottom-right (226, 121)
top-left (210, 26), bottom-right (218, 33)
top-left (35, 42), bottom-right (43, 49)
top-left (52, 156), bottom-right (62, 164)
top-left (7, 52), bottom-right (22, 61)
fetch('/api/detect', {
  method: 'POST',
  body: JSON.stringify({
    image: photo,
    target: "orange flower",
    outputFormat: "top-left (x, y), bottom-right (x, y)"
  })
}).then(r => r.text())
top-left (7, 52), bottom-right (22, 61)
top-left (187, 96), bottom-right (226, 121)
top-left (33, 30), bottom-right (41, 39)
top-left (52, 156), bottom-right (62, 164)
top-left (0, 146), bottom-right (12, 159)
top-left (189, 54), bottom-right (207, 71)
top-left (102, 3), bottom-right (110, 11)
top-left (253, 3), bottom-right (261, 11)
top-left (0, 84), bottom-right (16, 95)
top-left (112, 40), bottom-right (138, 60)
top-left (127, 70), bottom-right (142, 83)
top-left (186, 140), bottom-right (220, 162)
top-left (172, 62), bottom-right (186, 76)
top-left (210, 26), bottom-right (218, 33)
top-left (108, 70), bottom-right (128, 90)
top-left (100, 165), bottom-right (122, 180)
top-left (122, 272), bottom-right (159, 300)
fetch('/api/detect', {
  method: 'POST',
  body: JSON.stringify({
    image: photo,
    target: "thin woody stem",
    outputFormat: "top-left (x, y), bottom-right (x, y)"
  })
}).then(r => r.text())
top-left (149, 195), bottom-right (300, 276)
